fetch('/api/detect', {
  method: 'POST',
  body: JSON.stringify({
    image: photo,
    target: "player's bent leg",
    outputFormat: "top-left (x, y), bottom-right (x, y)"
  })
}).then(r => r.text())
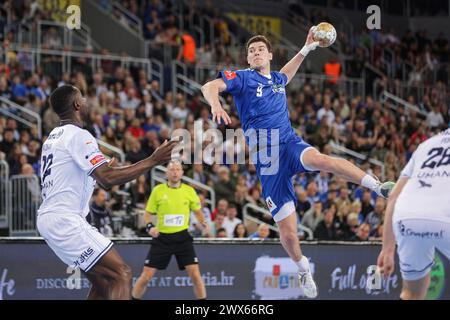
top-left (401, 273), bottom-right (431, 300)
top-left (276, 209), bottom-right (302, 262)
top-left (185, 264), bottom-right (207, 299)
top-left (302, 148), bottom-right (365, 184)
top-left (301, 148), bottom-right (394, 198)
top-left (132, 266), bottom-right (158, 299)
top-left (84, 272), bottom-right (109, 300)
top-left (87, 247), bottom-right (133, 300)
top-left (275, 206), bottom-right (317, 298)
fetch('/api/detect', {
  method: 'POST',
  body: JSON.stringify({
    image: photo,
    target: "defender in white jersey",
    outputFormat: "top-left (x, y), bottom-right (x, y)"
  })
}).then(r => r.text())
top-left (377, 128), bottom-right (450, 300)
top-left (37, 85), bottom-right (178, 299)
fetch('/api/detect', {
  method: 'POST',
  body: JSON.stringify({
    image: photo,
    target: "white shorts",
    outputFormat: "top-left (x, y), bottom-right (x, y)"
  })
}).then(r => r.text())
top-left (393, 218), bottom-right (450, 281)
top-left (37, 213), bottom-right (113, 272)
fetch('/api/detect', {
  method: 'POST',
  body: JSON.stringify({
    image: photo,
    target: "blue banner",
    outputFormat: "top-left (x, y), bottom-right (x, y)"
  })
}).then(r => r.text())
top-left (0, 240), bottom-right (448, 300)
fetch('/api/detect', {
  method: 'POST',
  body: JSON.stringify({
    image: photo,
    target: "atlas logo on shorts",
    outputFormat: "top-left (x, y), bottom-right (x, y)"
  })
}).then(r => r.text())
top-left (265, 196), bottom-right (277, 213)
top-left (73, 247), bottom-right (95, 268)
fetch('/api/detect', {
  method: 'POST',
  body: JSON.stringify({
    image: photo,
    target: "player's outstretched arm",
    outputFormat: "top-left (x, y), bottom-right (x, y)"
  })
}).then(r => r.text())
top-left (92, 139), bottom-right (178, 189)
top-left (377, 176), bottom-right (408, 277)
top-left (201, 78), bottom-right (231, 125)
top-left (280, 26), bottom-right (319, 85)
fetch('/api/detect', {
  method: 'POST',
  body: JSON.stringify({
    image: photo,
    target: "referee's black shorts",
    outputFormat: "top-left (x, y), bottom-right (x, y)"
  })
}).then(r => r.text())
top-left (144, 229), bottom-right (198, 270)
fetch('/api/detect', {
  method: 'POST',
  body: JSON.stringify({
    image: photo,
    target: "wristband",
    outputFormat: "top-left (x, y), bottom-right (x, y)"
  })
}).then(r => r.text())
top-left (300, 42), bottom-right (319, 57)
top-left (145, 223), bottom-right (155, 233)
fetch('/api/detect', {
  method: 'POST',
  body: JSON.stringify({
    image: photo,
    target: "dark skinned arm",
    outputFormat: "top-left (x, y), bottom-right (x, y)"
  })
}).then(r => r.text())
top-left (91, 140), bottom-right (178, 189)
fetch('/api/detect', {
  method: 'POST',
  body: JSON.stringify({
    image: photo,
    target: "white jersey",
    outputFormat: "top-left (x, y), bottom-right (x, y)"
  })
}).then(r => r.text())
top-left (394, 128), bottom-right (450, 223)
top-left (37, 124), bottom-right (108, 218)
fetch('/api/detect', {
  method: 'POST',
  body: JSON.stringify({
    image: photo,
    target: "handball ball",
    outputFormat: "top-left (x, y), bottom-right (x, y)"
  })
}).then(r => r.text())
top-left (312, 22), bottom-right (337, 47)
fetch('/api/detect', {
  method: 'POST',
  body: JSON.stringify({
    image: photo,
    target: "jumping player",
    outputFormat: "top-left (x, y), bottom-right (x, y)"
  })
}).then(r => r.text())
top-left (37, 85), bottom-right (177, 299)
top-left (201, 28), bottom-right (395, 298)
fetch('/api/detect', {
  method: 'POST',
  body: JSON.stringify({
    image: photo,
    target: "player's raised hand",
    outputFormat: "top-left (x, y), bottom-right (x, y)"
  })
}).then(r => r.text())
top-left (304, 26), bottom-right (320, 50)
top-left (148, 139), bottom-right (179, 165)
top-left (211, 106), bottom-right (232, 125)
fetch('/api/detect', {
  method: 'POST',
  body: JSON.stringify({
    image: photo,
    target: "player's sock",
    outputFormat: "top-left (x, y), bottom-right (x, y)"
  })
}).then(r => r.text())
top-left (295, 255), bottom-right (310, 273)
top-left (361, 174), bottom-right (379, 191)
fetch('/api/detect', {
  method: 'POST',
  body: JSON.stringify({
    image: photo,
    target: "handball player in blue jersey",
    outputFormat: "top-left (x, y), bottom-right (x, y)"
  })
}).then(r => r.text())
top-left (201, 27), bottom-right (395, 298)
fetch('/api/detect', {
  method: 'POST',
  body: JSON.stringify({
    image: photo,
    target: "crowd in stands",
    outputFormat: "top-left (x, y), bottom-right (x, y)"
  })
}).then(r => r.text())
top-left (1, 0), bottom-right (449, 241)
top-left (1, 48), bottom-right (448, 240)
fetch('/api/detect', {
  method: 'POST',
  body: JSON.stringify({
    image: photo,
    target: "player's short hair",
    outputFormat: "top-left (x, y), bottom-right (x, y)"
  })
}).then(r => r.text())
top-left (49, 85), bottom-right (79, 117)
top-left (246, 35), bottom-right (272, 54)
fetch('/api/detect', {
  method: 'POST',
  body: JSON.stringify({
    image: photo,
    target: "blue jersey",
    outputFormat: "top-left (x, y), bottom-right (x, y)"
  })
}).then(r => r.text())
top-left (218, 69), bottom-right (297, 145)
top-left (218, 69), bottom-right (315, 221)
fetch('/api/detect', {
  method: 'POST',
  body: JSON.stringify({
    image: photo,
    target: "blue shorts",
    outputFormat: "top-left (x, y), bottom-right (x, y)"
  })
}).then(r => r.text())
top-left (255, 135), bottom-right (316, 222)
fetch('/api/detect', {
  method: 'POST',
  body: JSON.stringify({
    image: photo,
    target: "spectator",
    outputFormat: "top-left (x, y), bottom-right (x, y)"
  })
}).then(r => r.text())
top-left (359, 190), bottom-right (374, 221)
top-left (314, 207), bottom-right (338, 240)
top-left (234, 175), bottom-right (248, 207)
top-left (128, 118), bottom-right (145, 140)
top-left (189, 193), bottom-right (213, 237)
top-left (208, 211), bottom-right (226, 236)
top-left (249, 223), bottom-right (270, 239)
top-left (349, 223), bottom-right (371, 241)
top-left (233, 223), bottom-right (248, 238)
top-left (295, 190), bottom-right (311, 220)
top-left (335, 187), bottom-right (351, 212)
top-left (177, 30), bottom-right (196, 65)
top-left (87, 189), bottom-right (114, 237)
top-left (222, 204), bottom-right (242, 238)
top-left (426, 105), bottom-right (445, 129)
top-left (343, 212), bottom-right (360, 240)
top-left (301, 200), bottom-right (323, 232)
top-left (126, 138), bottom-right (147, 164)
top-left (242, 164), bottom-right (258, 189)
top-left (213, 166), bottom-right (235, 204)
top-left (188, 164), bottom-right (208, 185)
top-left (365, 197), bottom-right (385, 232)
top-left (216, 227), bottom-right (228, 238)
top-left (305, 181), bottom-right (320, 205)
top-left (129, 174), bottom-right (151, 208)
top-left (317, 98), bottom-right (335, 126)
top-left (0, 129), bottom-right (15, 156)
top-left (369, 223), bottom-right (383, 241)
top-left (211, 198), bottom-right (228, 221)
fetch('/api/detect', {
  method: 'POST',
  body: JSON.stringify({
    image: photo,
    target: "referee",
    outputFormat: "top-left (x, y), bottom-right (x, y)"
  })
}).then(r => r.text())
top-left (132, 160), bottom-right (207, 300)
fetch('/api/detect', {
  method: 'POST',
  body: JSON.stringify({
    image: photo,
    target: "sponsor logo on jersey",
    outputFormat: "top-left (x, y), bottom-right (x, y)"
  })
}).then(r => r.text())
top-left (271, 84), bottom-right (285, 94)
top-left (90, 154), bottom-right (106, 165)
top-left (85, 149), bottom-right (101, 159)
top-left (265, 196), bottom-right (277, 212)
top-left (224, 70), bottom-right (237, 80)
